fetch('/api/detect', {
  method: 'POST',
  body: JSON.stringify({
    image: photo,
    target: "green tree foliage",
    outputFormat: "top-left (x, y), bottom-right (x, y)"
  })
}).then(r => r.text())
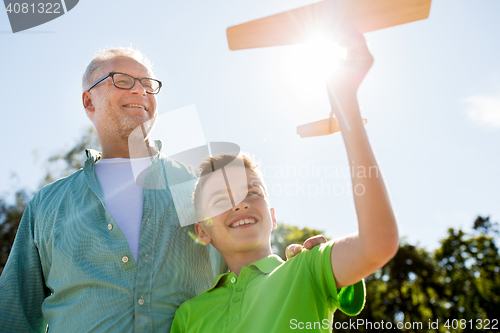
top-left (435, 227), bottom-right (500, 325)
top-left (473, 215), bottom-right (499, 237)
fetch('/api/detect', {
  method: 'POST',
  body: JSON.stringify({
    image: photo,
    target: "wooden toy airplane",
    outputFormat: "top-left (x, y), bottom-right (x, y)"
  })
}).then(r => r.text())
top-left (227, 0), bottom-right (432, 137)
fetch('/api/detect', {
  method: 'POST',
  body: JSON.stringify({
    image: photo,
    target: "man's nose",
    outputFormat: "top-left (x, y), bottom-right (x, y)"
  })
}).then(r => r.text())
top-left (130, 79), bottom-right (147, 95)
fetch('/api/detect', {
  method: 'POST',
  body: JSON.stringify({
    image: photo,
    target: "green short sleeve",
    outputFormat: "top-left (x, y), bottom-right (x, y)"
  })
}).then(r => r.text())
top-left (170, 308), bottom-right (186, 333)
top-left (306, 240), bottom-right (366, 316)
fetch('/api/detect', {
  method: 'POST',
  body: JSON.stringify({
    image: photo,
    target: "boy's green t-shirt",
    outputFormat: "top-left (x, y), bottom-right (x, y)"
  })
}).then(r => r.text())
top-left (171, 241), bottom-right (365, 332)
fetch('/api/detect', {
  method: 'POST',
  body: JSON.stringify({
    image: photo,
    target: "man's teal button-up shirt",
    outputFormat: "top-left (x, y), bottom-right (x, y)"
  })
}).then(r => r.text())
top-left (0, 141), bottom-right (226, 333)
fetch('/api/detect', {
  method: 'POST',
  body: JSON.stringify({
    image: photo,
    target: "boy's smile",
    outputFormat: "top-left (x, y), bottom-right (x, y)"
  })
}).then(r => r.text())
top-left (229, 215), bottom-right (258, 228)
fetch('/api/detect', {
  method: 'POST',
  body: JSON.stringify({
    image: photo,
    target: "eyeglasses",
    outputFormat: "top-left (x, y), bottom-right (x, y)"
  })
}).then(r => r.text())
top-left (87, 72), bottom-right (162, 94)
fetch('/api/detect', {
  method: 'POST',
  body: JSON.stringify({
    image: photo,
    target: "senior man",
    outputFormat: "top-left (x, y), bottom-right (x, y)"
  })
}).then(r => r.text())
top-left (0, 48), bottom-right (228, 333)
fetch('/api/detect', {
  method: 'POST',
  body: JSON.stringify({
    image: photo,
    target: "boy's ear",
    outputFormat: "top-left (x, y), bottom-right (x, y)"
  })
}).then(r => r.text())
top-left (270, 208), bottom-right (277, 230)
top-left (195, 221), bottom-right (212, 245)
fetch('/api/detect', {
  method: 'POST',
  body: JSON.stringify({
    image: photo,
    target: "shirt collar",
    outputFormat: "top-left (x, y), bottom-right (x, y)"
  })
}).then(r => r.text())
top-left (207, 255), bottom-right (284, 292)
top-left (85, 148), bottom-right (101, 163)
top-left (249, 254), bottom-right (284, 274)
top-left (84, 139), bottom-right (163, 165)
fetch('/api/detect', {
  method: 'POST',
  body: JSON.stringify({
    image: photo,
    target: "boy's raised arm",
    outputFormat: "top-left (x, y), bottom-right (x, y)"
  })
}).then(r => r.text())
top-left (328, 27), bottom-right (399, 289)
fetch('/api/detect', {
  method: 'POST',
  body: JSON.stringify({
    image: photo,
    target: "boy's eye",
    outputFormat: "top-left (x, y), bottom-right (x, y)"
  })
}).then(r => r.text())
top-left (248, 189), bottom-right (262, 196)
top-left (212, 196), bottom-right (230, 205)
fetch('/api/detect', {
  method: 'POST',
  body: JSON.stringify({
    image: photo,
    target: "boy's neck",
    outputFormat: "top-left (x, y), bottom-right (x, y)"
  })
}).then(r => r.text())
top-left (222, 245), bottom-right (273, 276)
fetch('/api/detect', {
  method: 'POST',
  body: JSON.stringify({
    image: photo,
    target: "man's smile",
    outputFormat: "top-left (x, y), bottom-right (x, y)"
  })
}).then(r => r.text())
top-left (123, 103), bottom-right (147, 111)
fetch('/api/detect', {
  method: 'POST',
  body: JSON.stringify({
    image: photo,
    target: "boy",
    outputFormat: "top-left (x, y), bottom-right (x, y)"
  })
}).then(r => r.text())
top-left (171, 28), bottom-right (399, 332)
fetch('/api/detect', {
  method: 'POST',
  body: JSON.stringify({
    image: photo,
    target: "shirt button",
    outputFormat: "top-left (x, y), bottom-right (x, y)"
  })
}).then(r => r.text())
top-left (138, 297), bottom-right (144, 306)
top-left (108, 224), bottom-right (113, 230)
top-left (236, 287), bottom-right (243, 292)
top-left (146, 219), bottom-right (150, 225)
top-left (122, 256), bottom-right (129, 263)
top-left (233, 298), bottom-right (240, 303)
top-left (145, 254), bottom-right (148, 262)
top-left (231, 277), bottom-right (236, 283)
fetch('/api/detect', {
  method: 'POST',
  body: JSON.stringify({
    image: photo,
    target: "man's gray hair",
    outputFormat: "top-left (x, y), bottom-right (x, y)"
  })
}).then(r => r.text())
top-left (82, 47), bottom-right (155, 91)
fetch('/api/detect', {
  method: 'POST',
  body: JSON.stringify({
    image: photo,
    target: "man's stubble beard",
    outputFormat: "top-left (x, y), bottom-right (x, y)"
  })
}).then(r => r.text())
top-left (98, 106), bottom-right (157, 144)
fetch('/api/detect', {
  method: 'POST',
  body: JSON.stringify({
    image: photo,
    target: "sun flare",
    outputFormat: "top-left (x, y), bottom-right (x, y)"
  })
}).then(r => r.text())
top-left (305, 31), bottom-right (346, 79)
top-left (272, 30), bottom-right (347, 117)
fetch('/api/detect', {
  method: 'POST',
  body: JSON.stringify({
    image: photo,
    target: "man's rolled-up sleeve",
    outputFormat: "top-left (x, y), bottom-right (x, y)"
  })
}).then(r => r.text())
top-left (0, 200), bottom-right (49, 333)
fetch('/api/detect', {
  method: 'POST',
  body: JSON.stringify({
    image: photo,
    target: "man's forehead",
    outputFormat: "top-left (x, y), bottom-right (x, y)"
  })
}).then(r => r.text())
top-left (100, 56), bottom-right (153, 77)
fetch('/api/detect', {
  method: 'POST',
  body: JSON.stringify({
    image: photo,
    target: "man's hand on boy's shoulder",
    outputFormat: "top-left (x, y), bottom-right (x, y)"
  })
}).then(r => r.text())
top-left (285, 235), bottom-right (327, 260)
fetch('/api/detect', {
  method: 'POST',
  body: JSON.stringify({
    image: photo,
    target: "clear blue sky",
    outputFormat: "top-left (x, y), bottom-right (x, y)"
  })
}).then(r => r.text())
top-left (1, 0), bottom-right (499, 250)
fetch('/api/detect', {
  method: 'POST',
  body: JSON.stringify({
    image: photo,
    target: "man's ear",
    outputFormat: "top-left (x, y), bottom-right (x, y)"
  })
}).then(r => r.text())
top-left (270, 208), bottom-right (277, 230)
top-left (195, 221), bottom-right (212, 245)
top-left (82, 91), bottom-right (95, 120)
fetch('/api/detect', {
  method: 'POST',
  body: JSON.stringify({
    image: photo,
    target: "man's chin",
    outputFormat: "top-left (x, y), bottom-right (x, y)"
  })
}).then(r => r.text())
top-left (123, 114), bottom-right (155, 129)
top-left (125, 116), bottom-right (156, 140)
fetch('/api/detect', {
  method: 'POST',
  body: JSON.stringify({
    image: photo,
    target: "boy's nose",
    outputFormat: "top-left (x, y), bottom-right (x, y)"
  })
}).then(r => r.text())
top-left (232, 201), bottom-right (250, 211)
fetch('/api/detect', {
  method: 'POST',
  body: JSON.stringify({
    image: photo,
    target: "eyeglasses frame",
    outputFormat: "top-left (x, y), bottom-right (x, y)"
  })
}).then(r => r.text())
top-left (86, 72), bottom-right (162, 94)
